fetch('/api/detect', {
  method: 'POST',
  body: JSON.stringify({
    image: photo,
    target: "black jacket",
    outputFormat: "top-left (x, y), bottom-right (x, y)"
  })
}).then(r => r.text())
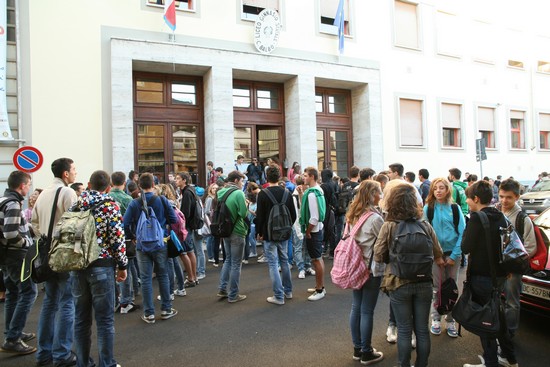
top-left (255, 186), bottom-right (296, 241)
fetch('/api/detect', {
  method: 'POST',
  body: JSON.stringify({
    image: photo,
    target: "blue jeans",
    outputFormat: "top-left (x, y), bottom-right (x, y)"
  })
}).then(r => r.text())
top-left (503, 272), bottom-right (521, 334)
top-left (350, 276), bottom-right (382, 352)
top-left (292, 228), bottom-right (311, 272)
top-left (72, 266), bottom-right (117, 367)
top-left (167, 257), bottom-right (185, 293)
top-left (137, 247), bottom-right (171, 316)
top-left (335, 213), bottom-right (345, 246)
top-left (117, 265), bottom-right (134, 306)
top-left (470, 275), bottom-right (516, 367)
top-left (130, 258), bottom-right (140, 294)
top-left (218, 233), bottom-right (245, 301)
top-left (390, 281), bottom-right (432, 367)
top-left (264, 240), bottom-right (292, 301)
top-left (248, 223), bottom-right (257, 256)
top-left (37, 274), bottom-right (75, 364)
top-left (2, 262), bottom-right (37, 341)
top-left (187, 231), bottom-right (206, 277)
top-left (206, 235), bottom-right (215, 260)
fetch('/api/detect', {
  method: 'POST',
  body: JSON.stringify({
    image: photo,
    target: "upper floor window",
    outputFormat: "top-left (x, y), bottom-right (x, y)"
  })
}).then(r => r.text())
top-left (146, 0), bottom-right (195, 12)
top-left (477, 107), bottom-right (496, 149)
top-left (319, 0), bottom-right (350, 36)
top-left (398, 98), bottom-right (424, 147)
top-left (441, 103), bottom-right (462, 148)
top-left (435, 11), bottom-right (461, 57)
top-left (506, 29), bottom-right (526, 70)
top-left (538, 61), bottom-right (550, 73)
top-left (233, 81), bottom-right (282, 111)
top-left (539, 113), bottom-right (550, 150)
top-left (316, 89), bottom-right (350, 115)
top-left (394, 0), bottom-right (420, 50)
top-left (134, 75), bottom-right (199, 107)
top-left (136, 80), bottom-right (164, 104)
top-left (510, 110), bottom-right (526, 149)
top-left (171, 82), bottom-right (197, 105)
top-left (6, 0), bottom-right (16, 43)
top-left (241, 0), bottom-right (280, 21)
top-left (471, 20), bottom-right (495, 64)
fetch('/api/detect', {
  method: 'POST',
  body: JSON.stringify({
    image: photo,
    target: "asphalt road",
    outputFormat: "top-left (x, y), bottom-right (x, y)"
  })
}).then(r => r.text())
top-left (1, 251), bottom-right (549, 367)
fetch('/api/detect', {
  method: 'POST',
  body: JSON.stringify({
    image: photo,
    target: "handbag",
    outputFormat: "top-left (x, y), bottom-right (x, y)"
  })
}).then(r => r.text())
top-left (330, 211), bottom-right (373, 290)
top-left (22, 187), bottom-right (62, 283)
top-left (436, 266), bottom-right (459, 315)
top-left (499, 220), bottom-right (529, 274)
top-left (452, 211), bottom-right (504, 337)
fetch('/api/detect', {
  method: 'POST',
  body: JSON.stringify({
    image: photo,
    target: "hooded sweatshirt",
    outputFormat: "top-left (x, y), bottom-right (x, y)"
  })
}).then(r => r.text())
top-left (451, 180), bottom-right (469, 215)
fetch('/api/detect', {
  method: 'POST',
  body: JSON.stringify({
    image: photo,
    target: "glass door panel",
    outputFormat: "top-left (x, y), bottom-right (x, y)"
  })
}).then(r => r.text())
top-left (172, 124), bottom-right (199, 174)
top-left (257, 128), bottom-right (279, 161)
top-left (317, 130), bottom-right (326, 172)
top-left (137, 124), bottom-right (165, 179)
top-left (234, 127), bottom-right (252, 160)
top-left (329, 130), bottom-right (349, 178)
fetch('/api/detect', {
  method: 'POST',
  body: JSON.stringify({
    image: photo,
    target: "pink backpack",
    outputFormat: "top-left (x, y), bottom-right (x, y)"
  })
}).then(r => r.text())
top-left (331, 212), bottom-right (374, 290)
top-left (171, 207), bottom-right (188, 243)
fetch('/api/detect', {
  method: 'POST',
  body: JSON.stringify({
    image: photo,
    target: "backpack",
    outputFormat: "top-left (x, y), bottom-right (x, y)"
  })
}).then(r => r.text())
top-left (515, 211), bottom-right (549, 271)
top-left (436, 267), bottom-right (459, 315)
top-left (135, 195), bottom-right (165, 253)
top-left (426, 203), bottom-right (460, 235)
top-left (336, 183), bottom-right (355, 215)
top-left (0, 198), bottom-right (21, 265)
top-left (186, 188), bottom-right (205, 230)
top-left (263, 188), bottom-right (293, 242)
top-left (390, 219), bottom-right (434, 280)
top-left (171, 207), bottom-right (188, 243)
top-left (48, 199), bottom-right (108, 272)
top-left (210, 187), bottom-right (238, 238)
top-left (331, 212), bottom-right (373, 290)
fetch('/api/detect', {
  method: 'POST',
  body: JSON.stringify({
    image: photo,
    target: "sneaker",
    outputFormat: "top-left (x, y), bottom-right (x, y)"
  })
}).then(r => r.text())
top-left (446, 321), bottom-right (458, 338)
top-left (307, 287), bottom-right (326, 293)
top-left (120, 303), bottom-right (140, 314)
top-left (197, 273), bottom-right (206, 280)
top-left (266, 296), bottom-right (284, 305)
top-left (411, 332), bottom-right (416, 349)
top-left (361, 350), bottom-right (384, 365)
top-left (20, 332), bottom-right (36, 342)
top-left (161, 308), bottom-right (178, 320)
top-left (228, 294), bottom-right (247, 303)
top-left (257, 256), bottom-right (268, 263)
top-left (298, 270), bottom-right (306, 279)
top-left (249, 253), bottom-right (257, 258)
top-left (430, 319), bottom-right (442, 335)
top-left (242, 260), bottom-right (249, 265)
top-left (308, 288), bottom-right (326, 301)
top-left (217, 290), bottom-right (228, 298)
top-left (386, 325), bottom-right (397, 343)
top-left (213, 263), bottom-right (219, 267)
top-left (55, 350), bottom-right (77, 367)
top-left (0, 339), bottom-right (36, 355)
top-left (284, 292), bottom-right (293, 299)
top-left (353, 347), bottom-right (362, 361)
top-left (208, 258), bottom-right (215, 263)
top-left (184, 279), bottom-right (197, 287)
top-left (141, 314), bottom-right (155, 324)
top-left (174, 289), bottom-right (187, 297)
top-left (156, 294), bottom-right (175, 301)
top-left (497, 355), bottom-right (518, 367)
top-left (305, 268), bottom-right (316, 276)
top-left (463, 355), bottom-right (486, 367)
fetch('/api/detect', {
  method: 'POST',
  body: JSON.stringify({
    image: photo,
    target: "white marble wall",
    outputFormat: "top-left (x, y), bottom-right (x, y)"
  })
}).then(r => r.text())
top-left (110, 38), bottom-right (382, 178)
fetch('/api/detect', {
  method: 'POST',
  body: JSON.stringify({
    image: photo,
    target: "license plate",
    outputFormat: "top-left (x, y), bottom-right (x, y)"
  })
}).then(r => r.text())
top-left (522, 283), bottom-right (550, 301)
top-left (525, 210), bottom-right (537, 214)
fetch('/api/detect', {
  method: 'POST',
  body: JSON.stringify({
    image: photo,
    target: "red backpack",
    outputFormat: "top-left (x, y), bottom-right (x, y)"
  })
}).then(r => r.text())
top-left (516, 211), bottom-right (549, 271)
top-left (331, 211), bottom-right (374, 290)
top-left (171, 207), bottom-right (188, 243)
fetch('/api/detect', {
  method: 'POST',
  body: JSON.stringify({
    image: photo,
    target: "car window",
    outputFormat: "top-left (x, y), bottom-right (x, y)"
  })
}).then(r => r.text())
top-left (534, 208), bottom-right (550, 228)
top-left (531, 180), bottom-right (550, 192)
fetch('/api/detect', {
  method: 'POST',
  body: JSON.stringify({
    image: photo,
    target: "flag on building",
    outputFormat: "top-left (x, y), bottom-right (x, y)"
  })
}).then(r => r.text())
top-left (333, 0), bottom-right (345, 54)
top-left (164, 0), bottom-right (176, 31)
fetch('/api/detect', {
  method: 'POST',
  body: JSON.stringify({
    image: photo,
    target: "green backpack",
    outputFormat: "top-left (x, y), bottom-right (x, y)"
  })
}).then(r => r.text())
top-left (48, 200), bottom-right (107, 272)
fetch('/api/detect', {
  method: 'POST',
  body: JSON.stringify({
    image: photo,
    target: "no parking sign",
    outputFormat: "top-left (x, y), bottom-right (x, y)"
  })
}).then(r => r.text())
top-left (13, 146), bottom-right (44, 173)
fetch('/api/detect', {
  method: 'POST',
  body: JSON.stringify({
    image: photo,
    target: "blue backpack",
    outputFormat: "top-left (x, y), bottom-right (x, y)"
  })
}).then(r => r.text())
top-left (135, 195), bottom-right (165, 253)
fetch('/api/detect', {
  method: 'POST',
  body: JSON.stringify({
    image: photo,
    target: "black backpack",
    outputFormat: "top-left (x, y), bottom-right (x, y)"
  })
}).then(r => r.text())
top-left (390, 219), bottom-right (434, 281)
top-left (210, 187), bottom-right (238, 238)
top-left (426, 203), bottom-right (460, 235)
top-left (263, 188), bottom-right (293, 242)
top-left (336, 183), bottom-right (355, 215)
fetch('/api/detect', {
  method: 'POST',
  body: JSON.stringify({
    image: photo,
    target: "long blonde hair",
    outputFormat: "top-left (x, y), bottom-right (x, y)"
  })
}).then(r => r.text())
top-left (425, 177), bottom-right (452, 208)
top-left (346, 180), bottom-right (381, 225)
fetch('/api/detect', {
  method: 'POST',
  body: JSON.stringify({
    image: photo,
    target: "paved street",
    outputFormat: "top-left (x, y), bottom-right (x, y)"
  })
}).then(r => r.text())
top-left (1, 250), bottom-right (549, 367)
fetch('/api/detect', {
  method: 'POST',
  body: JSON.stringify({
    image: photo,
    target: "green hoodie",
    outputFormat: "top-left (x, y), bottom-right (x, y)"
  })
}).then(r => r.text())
top-left (216, 185), bottom-right (248, 237)
top-left (451, 180), bottom-right (469, 215)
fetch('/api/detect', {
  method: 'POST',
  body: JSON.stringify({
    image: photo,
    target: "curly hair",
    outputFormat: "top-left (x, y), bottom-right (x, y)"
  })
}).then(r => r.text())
top-left (385, 184), bottom-right (422, 221)
top-left (156, 183), bottom-right (176, 202)
top-left (346, 180), bottom-right (381, 225)
top-left (425, 177), bottom-right (452, 208)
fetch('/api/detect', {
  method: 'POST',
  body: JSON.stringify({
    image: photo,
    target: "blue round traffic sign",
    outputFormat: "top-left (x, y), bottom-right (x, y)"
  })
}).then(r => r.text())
top-left (13, 146), bottom-right (44, 173)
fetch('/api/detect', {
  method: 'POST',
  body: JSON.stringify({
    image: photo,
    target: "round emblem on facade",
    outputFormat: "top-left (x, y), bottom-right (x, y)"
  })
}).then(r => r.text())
top-left (253, 9), bottom-right (282, 55)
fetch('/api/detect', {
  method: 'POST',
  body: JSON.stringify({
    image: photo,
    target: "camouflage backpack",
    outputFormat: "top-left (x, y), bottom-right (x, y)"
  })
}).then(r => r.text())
top-left (48, 200), bottom-right (107, 272)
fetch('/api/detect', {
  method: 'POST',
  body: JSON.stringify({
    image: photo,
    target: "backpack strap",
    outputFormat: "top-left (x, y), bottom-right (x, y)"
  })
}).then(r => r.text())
top-left (262, 187), bottom-right (287, 206)
top-left (451, 203), bottom-right (460, 235)
top-left (427, 205), bottom-right (434, 224)
top-left (476, 211), bottom-right (498, 288)
top-left (515, 210), bottom-right (527, 241)
top-left (220, 187), bottom-right (238, 203)
top-left (46, 187), bottom-right (63, 242)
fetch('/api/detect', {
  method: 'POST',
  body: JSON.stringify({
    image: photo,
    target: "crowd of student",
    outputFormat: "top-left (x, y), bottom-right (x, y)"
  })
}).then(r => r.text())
top-left (0, 155), bottom-right (542, 367)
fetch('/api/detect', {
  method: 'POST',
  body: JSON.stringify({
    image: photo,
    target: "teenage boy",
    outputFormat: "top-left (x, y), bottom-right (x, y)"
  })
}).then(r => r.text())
top-left (300, 167), bottom-right (327, 301)
top-left (498, 179), bottom-right (536, 338)
top-left (448, 168), bottom-right (469, 215)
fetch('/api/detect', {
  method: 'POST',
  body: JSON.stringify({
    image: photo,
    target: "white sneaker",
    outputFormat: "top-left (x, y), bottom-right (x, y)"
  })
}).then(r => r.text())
top-left (257, 256), bottom-right (268, 263)
top-left (305, 268), bottom-right (316, 276)
top-left (430, 319), bottom-right (442, 335)
top-left (197, 273), bottom-right (206, 280)
top-left (411, 332), bottom-right (416, 349)
top-left (497, 355), bottom-right (518, 367)
top-left (308, 288), bottom-right (326, 301)
top-left (386, 325), bottom-right (397, 343)
top-left (463, 355), bottom-right (486, 367)
top-left (298, 270), bottom-right (306, 279)
top-left (173, 289), bottom-right (187, 297)
top-left (446, 320), bottom-right (458, 338)
top-left (266, 296), bottom-right (284, 305)
top-left (157, 294), bottom-right (175, 301)
top-left (242, 259), bottom-right (249, 265)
